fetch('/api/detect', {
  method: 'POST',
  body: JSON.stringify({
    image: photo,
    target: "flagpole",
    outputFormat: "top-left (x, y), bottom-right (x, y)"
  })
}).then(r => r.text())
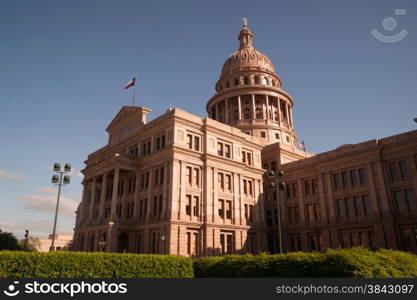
top-left (132, 76), bottom-right (136, 106)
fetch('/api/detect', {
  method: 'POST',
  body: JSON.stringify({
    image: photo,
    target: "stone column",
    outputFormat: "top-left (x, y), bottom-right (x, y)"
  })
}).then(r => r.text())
top-left (99, 172), bottom-right (107, 219)
top-left (146, 168), bottom-right (153, 221)
top-left (233, 172), bottom-right (241, 226)
top-left (110, 168), bottom-right (120, 219)
top-left (134, 171), bottom-right (140, 218)
top-left (89, 177), bottom-right (97, 221)
top-left (79, 183), bottom-right (87, 223)
top-left (238, 96), bottom-right (242, 121)
top-left (213, 167), bottom-right (219, 224)
top-left (161, 161), bottom-right (168, 219)
top-left (289, 105), bottom-right (294, 129)
top-left (285, 103), bottom-right (289, 127)
top-left (179, 161), bottom-right (186, 220)
top-left (277, 98), bottom-right (282, 125)
top-left (297, 179), bottom-right (305, 224)
top-left (374, 159), bottom-right (392, 218)
top-left (265, 95), bottom-right (269, 120)
top-left (251, 94), bottom-right (256, 119)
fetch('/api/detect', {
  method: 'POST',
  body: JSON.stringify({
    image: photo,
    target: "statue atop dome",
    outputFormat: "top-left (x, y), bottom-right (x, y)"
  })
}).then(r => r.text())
top-left (242, 16), bottom-right (248, 27)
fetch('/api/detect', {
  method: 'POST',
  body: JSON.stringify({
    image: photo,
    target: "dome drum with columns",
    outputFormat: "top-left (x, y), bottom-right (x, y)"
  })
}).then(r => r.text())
top-left (207, 22), bottom-right (298, 146)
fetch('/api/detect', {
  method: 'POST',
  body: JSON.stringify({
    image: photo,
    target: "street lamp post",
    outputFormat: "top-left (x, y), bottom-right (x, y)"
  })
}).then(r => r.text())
top-left (50, 162), bottom-right (71, 252)
top-left (267, 170), bottom-right (286, 254)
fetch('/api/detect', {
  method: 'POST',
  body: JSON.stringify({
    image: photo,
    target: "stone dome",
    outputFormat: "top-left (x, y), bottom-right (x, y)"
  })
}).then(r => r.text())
top-left (220, 25), bottom-right (276, 76)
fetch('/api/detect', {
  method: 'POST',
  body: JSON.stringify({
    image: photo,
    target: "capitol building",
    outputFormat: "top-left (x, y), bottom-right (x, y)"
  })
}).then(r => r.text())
top-left (73, 22), bottom-right (417, 256)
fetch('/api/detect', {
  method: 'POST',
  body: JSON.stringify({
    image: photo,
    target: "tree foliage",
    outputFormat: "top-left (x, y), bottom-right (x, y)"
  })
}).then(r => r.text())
top-left (0, 230), bottom-right (21, 251)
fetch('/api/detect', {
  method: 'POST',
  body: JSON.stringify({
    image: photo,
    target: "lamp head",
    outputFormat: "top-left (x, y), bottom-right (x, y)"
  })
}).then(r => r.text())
top-left (52, 175), bottom-right (59, 184)
top-left (64, 163), bottom-right (71, 173)
top-left (53, 163), bottom-right (61, 172)
top-left (63, 175), bottom-right (71, 185)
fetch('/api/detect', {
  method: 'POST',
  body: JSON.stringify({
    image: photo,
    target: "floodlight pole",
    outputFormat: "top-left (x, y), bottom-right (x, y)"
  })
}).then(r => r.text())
top-left (51, 171), bottom-right (64, 252)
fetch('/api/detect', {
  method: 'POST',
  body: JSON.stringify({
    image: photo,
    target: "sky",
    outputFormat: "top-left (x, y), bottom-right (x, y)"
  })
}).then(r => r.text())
top-left (0, 0), bottom-right (416, 239)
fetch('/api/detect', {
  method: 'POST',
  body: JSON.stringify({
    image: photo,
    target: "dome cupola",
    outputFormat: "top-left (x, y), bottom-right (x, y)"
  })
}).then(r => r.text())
top-left (206, 19), bottom-right (299, 147)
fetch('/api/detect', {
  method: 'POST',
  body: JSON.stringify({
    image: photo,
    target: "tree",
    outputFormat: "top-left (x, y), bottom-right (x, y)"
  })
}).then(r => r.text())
top-left (0, 230), bottom-right (21, 250)
top-left (19, 237), bottom-right (41, 252)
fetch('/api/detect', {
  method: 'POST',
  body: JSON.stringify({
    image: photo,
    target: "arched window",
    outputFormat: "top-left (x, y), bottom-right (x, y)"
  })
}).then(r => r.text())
top-left (234, 78), bottom-right (240, 86)
top-left (272, 80), bottom-right (276, 86)
top-left (244, 108), bottom-right (251, 120)
top-left (234, 109), bottom-right (239, 120)
top-left (226, 81), bottom-right (230, 88)
top-left (255, 107), bottom-right (262, 119)
top-left (244, 76), bottom-right (249, 84)
top-left (254, 75), bottom-right (260, 84)
top-left (274, 110), bottom-right (278, 121)
top-left (263, 77), bottom-right (270, 86)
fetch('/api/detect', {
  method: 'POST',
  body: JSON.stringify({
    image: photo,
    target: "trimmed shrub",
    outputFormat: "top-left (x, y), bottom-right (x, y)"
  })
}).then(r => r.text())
top-left (0, 251), bottom-right (193, 278)
top-left (193, 248), bottom-right (417, 278)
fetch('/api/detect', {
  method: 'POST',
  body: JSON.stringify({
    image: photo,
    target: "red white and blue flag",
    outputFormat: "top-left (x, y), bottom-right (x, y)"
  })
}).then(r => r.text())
top-left (124, 77), bottom-right (136, 89)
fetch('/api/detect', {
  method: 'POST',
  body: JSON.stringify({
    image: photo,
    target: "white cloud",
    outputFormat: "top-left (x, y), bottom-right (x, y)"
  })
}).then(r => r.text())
top-left (0, 169), bottom-right (24, 180)
top-left (0, 220), bottom-right (73, 239)
top-left (17, 191), bottom-right (78, 217)
top-left (68, 167), bottom-right (84, 179)
top-left (36, 186), bottom-right (57, 194)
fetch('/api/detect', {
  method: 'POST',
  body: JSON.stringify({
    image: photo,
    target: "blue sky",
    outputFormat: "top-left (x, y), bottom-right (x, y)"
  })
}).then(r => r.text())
top-left (1, 0), bottom-right (416, 238)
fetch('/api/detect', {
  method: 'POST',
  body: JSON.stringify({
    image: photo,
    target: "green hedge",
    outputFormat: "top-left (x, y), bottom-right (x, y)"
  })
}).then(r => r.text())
top-left (193, 248), bottom-right (417, 278)
top-left (0, 251), bottom-right (193, 278)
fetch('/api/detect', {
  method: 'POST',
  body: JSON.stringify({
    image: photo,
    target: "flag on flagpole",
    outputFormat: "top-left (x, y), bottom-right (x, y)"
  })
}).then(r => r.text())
top-left (298, 141), bottom-right (306, 151)
top-left (124, 77), bottom-right (136, 89)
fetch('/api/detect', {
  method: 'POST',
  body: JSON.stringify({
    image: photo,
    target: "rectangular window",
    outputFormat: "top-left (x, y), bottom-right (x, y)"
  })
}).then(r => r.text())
top-left (218, 173), bottom-right (224, 190)
top-left (358, 168), bottom-right (366, 185)
top-left (294, 206), bottom-right (300, 224)
top-left (306, 204), bottom-right (314, 222)
top-left (218, 199), bottom-right (224, 218)
top-left (187, 134), bottom-right (192, 149)
top-left (337, 198), bottom-right (346, 218)
top-left (350, 170), bottom-right (357, 186)
top-left (160, 167), bottom-right (164, 185)
top-left (220, 232), bottom-right (234, 255)
top-left (341, 171), bottom-right (348, 188)
top-left (363, 195), bottom-right (371, 216)
top-left (193, 196), bottom-right (199, 216)
top-left (186, 167), bottom-right (192, 185)
top-left (311, 179), bottom-right (319, 195)
top-left (354, 196), bottom-right (363, 217)
top-left (292, 183), bottom-right (298, 199)
top-left (226, 200), bottom-right (232, 219)
top-left (333, 174), bottom-right (341, 189)
top-left (225, 174), bottom-right (232, 191)
top-left (405, 189), bottom-right (416, 211)
top-left (194, 136), bottom-right (200, 151)
top-left (186, 195), bottom-right (192, 216)
top-left (388, 162), bottom-right (398, 181)
top-left (314, 203), bottom-right (320, 221)
top-left (193, 168), bottom-right (199, 186)
top-left (399, 160), bottom-right (409, 179)
top-left (394, 191), bottom-right (407, 212)
top-left (225, 144), bottom-right (231, 158)
top-left (217, 142), bottom-right (224, 156)
top-left (304, 180), bottom-right (311, 196)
